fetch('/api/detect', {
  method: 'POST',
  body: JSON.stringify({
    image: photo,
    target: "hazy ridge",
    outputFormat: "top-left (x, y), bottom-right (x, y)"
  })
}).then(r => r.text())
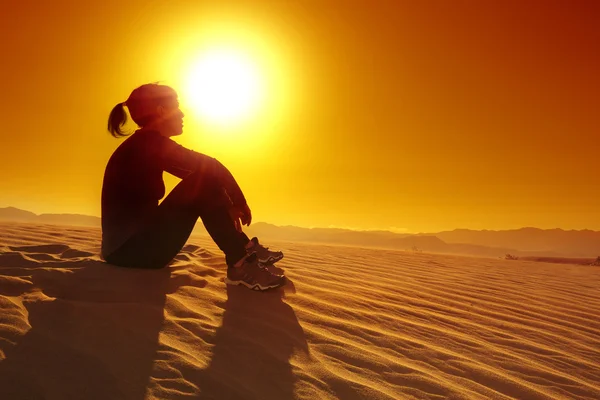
top-left (1, 207), bottom-right (598, 258)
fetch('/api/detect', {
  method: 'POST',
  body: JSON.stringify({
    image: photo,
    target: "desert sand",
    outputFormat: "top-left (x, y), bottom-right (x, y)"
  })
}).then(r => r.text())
top-left (0, 222), bottom-right (599, 400)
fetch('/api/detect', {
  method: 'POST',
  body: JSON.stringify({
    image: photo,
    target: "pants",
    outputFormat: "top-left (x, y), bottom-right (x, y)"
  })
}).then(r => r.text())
top-left (105, 170), bottom-right (249, 269)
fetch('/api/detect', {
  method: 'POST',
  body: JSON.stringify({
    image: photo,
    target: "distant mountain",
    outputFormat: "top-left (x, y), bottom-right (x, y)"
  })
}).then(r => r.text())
top-left (0, 207), bottom-right (100, 227)
top-left (243, 223), bottom-right (412, 247)
top-left (1, 207), bottom-right (598, 258)
top-left (0, 207), bottom-right (37, 222)
top-left (433, 228), bottom-right (600, 257)
top-left (239, 223), bottom-right (599, 257)
top-left (242, 223), bottom-right (525, 257)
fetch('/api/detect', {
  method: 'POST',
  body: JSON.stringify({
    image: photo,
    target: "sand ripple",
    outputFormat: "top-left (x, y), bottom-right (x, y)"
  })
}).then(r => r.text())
top-left (0, 222), bottom-right (599, 399)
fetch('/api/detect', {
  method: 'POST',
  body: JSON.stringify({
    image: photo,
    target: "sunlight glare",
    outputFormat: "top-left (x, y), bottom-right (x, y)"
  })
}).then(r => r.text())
top-left (185, 49), bottom-right (263, 126)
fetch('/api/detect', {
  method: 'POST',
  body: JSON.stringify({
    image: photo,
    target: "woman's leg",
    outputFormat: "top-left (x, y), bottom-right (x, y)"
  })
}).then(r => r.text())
top-left (106, 170), bottom-right (249, 269)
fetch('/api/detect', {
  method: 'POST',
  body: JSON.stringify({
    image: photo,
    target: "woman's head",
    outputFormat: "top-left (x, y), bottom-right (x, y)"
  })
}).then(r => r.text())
top-left (107, 83), bottom-right (184, 138)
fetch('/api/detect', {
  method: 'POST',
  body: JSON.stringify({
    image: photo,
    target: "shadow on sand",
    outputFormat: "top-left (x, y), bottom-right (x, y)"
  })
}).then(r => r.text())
top-left (0, 247), bottom-right (193, 400)
top-left (187, 278), bottom-right (309, 399)
top-left (0, 246), bottom-right (308, 399)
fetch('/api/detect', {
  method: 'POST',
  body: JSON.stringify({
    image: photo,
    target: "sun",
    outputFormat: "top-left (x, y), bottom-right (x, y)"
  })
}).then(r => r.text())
top-left (183, 48), bottom-right (264, 126)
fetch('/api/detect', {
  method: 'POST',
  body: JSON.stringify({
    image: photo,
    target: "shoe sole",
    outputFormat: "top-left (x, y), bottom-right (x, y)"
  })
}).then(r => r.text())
top-left (224, 276), bottom-right (286, 291)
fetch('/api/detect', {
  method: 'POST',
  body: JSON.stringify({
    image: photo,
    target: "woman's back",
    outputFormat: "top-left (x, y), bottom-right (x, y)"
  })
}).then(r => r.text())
top-left (101, 129), bottom-right (167, 257)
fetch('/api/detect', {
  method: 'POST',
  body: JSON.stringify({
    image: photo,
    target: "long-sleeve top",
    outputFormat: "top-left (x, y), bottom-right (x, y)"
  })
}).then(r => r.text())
top-left (101, 128), bottom-right (246, 258)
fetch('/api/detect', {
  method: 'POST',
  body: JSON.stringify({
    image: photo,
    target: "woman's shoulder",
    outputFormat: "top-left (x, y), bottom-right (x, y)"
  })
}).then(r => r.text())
top-left (109, 129), bottom-right (156, 158)
top-left (118, 129), bottom-right (163, 147)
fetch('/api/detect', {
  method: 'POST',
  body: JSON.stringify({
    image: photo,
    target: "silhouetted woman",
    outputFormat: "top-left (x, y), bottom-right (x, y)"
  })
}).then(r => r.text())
top-left (101, 83), bottom-right (285, 291)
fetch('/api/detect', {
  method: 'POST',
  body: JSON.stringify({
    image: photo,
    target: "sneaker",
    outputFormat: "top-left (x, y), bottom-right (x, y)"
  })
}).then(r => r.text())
top-left (225, 253), bottom-right (286, 291)
top-left (245, 237), bottom-right (284, 266)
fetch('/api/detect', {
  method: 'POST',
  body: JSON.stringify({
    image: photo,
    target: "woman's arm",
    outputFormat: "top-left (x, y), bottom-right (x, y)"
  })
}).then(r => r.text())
top-left (160, 138), bottom-right (247, 207)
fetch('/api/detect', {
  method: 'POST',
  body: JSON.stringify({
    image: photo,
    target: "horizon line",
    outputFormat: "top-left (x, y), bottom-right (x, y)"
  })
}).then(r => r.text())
top-left (1, 206), bottom-right (598, 234)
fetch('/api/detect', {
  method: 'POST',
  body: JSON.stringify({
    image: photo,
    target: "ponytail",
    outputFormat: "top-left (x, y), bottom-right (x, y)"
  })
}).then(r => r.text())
top-left (107, 102), bottom-right (129, 137)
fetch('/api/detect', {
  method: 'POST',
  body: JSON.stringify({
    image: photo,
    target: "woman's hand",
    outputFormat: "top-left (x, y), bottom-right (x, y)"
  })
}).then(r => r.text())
top-left (229, 203), bottom-right (252, 232)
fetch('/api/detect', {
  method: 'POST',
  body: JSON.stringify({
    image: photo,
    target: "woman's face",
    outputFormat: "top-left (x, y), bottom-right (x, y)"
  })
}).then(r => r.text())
top-left (157, 97), bottom-right (185, 137)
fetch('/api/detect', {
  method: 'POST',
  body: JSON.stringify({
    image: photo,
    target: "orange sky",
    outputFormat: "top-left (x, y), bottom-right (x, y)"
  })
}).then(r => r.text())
top-left (1, 1), bottom-right (598, 232)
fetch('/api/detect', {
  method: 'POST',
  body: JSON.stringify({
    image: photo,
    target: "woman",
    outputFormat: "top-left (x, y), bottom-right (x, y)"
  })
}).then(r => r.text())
top-left (101, 83), bottom-right (285, 291)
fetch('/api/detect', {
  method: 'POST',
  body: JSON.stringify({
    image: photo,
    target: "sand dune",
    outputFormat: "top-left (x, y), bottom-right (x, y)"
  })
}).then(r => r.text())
top-left (0, 222), bottom-right (599, 399)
